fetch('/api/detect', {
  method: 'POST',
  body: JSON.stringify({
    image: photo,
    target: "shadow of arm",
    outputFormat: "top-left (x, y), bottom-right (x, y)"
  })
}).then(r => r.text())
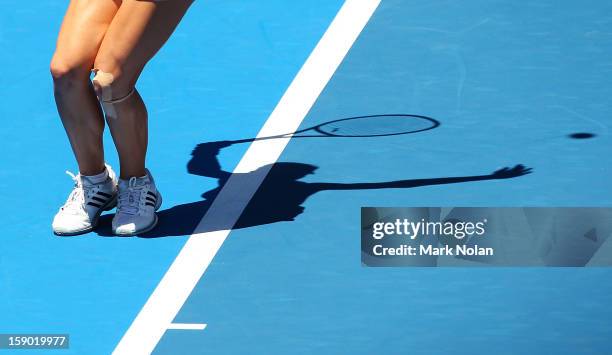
top-left (187, 141), bottom-right (234, 179)
top-left (313, 165), bottom-right (532, 191)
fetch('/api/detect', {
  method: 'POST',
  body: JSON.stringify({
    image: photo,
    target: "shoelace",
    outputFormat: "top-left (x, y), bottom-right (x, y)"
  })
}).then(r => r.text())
top-left (62, 171), bottom-right (91, 214)
top-left (117, 177), bottom-right (142, 215)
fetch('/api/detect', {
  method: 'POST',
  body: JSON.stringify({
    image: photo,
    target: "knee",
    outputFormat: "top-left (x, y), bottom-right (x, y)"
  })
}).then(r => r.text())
top-left (92, 55), bottom-right (139, 119)
top-left (49, 56), bottom-right (90, 88)
top-left (92, 57), bottom-right (135, 102)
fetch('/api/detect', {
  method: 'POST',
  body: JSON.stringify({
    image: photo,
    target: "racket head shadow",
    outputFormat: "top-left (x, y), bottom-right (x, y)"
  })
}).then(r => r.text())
top-left (310, 114), bottom-right (440, 138)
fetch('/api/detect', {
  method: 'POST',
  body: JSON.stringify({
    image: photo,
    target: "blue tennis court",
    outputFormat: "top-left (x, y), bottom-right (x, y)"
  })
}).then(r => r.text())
top-left (1, 0), bottom-right (611, 354)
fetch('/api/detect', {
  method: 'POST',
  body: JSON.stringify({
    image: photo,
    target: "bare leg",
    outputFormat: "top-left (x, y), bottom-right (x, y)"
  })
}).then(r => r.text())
top-left (92, 0), bottom-right (193, 179)
top-left (50, 0), bottom-right (120, 175)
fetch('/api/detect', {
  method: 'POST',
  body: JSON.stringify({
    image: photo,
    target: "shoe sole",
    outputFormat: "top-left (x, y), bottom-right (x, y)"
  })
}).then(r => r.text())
top-left (53, 194), bottom-right (118, 237)
top-left (113, 190), bottom-right (163, 237)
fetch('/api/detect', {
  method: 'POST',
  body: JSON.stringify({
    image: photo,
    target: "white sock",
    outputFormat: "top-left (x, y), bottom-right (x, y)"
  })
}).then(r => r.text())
top-left (84, 167), bottom-right (109, 184)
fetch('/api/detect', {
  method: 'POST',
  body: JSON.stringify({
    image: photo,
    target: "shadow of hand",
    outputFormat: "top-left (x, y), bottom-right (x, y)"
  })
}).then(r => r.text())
top-left (491, 164), bottom-right (532, 179)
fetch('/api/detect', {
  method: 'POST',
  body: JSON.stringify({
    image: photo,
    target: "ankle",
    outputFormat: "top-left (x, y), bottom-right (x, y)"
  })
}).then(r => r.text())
top-left (119, 170), bottom-right (146, 180)
top-left (79, 164), bottom-right (106, 177)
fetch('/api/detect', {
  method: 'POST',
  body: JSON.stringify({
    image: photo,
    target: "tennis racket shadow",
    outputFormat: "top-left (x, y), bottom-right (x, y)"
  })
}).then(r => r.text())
top-left (228, 113), bottom-right (441, 143)
top-left (94, 114), bottom-right (530, 237)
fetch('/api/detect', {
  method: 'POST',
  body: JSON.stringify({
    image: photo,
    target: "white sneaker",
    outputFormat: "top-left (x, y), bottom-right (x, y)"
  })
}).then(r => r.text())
top-left (112, 169), bottom-right (162, 236)
top-left (52, 165), bottom-right (118, 236)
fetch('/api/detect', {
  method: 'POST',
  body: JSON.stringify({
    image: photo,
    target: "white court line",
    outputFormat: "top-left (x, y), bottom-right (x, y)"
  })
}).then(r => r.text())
top-left (167, 323), bottom-right (207, 331)
top-left (113, 1), bottom-right (381, 353)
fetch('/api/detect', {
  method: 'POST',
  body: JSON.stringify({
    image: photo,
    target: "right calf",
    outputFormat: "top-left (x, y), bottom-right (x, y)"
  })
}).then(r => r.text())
top-left (50, 55), bottom-right (106, 176)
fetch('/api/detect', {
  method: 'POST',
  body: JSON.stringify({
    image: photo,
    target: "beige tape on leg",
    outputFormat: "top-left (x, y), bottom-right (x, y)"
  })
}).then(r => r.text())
top-left (92, 69), bottom-right (135, 119)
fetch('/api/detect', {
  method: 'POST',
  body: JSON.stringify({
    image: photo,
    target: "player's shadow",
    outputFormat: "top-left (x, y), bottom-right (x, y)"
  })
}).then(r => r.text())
top-left (96, 140), bottom-right (531, 238)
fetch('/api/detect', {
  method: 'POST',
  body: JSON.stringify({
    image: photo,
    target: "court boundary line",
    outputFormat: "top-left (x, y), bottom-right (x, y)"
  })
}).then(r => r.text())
top-left (167, 323), bottom-right (207, 331)
top-left (113, 1), bottom-right (381, 353)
